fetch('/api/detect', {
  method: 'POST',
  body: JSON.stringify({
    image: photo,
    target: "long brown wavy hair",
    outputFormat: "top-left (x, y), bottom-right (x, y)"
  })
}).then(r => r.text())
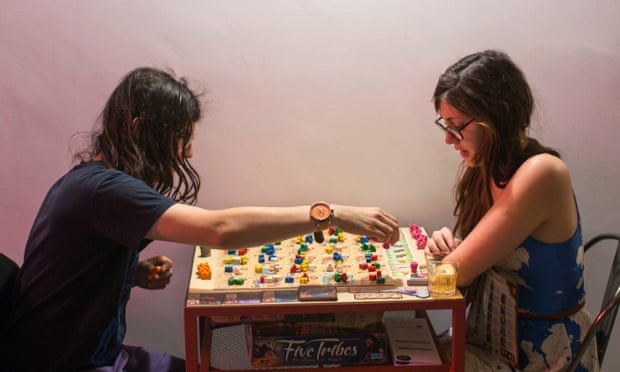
top-left (74, 67), bottom-right (202, 204)
top-left (432, 50), bottom-right (560, 238)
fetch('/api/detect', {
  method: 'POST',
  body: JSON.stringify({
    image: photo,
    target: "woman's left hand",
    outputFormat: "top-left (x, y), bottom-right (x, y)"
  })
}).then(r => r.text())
top-left (426, 227), bottom-right (461, 257)
top-left (134, 255), bottom-right (173, 290)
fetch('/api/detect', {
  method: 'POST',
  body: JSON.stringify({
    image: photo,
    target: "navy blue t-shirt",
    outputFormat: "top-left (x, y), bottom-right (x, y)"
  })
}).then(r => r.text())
top-left (10, 162), bottom-right (175, 371)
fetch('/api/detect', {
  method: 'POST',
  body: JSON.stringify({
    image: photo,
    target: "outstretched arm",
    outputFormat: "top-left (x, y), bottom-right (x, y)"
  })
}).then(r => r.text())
top-left (146, 203), bottom-right (400, 250)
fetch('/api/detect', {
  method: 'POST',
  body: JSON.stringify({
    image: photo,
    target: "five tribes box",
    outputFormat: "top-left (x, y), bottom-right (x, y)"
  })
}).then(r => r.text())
top-left (249, 312), bottom-right (388, 368)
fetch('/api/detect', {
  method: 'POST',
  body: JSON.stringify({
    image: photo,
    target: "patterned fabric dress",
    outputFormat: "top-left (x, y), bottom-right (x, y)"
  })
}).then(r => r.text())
top-left (465, 221), bottom-right (599, 371)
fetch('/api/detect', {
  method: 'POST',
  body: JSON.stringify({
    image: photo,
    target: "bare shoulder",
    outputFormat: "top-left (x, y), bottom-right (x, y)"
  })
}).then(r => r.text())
top-left (515, 153), bottom-right (571, 186)
top-left (517, 155), bottom-right (577, 242)
top-left (522, 153), bottom-right (567, 171)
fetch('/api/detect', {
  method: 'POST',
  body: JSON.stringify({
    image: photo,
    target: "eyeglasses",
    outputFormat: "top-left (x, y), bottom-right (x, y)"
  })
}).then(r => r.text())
top-left (434, 116), bottom-right (475, 141)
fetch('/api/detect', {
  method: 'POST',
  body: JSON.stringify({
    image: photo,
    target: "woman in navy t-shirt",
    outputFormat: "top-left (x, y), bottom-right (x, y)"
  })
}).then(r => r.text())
top-left (9, 67), bottom-right (401, 371)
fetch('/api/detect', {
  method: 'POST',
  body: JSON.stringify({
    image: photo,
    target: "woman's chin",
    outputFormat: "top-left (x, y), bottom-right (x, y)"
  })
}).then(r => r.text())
top-left (463, 158), bottom-right (478, 168)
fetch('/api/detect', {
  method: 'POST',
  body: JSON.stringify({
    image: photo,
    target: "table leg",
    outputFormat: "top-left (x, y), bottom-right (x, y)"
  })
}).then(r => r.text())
top-left (184, 309), bottom-right (199, 372)
top-left (451, 302), bottom-right (466, 372)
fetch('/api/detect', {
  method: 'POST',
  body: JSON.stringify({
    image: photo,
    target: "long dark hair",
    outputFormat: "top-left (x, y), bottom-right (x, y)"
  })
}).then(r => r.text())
top-left (74, 67), bottom-right (202, 204)
top-left (432, 50), bottom-right (560, 237)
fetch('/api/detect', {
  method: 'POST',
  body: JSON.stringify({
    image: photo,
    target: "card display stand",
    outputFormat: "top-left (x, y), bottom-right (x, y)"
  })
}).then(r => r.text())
top-left (465, 268), bottom-right (519, 368)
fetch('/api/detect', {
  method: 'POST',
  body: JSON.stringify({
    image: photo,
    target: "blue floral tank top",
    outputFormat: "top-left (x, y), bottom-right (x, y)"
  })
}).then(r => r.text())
top-left (494, 221), bottom-right (598, 371)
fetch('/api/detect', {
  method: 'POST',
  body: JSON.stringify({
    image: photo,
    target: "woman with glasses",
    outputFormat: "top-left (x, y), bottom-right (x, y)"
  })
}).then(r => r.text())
top-left (8, 67), bottom-right (400, 372)
top-left (426, 50), bottom-right (598, 371)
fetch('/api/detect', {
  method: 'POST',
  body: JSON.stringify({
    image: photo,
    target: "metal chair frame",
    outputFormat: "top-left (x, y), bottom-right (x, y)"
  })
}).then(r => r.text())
top-left (566, 233), bottom-right (620, 371)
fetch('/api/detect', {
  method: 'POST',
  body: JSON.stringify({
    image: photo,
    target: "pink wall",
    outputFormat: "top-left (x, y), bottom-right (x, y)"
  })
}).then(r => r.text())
top-left (1, 1), bottom-right (619, 368)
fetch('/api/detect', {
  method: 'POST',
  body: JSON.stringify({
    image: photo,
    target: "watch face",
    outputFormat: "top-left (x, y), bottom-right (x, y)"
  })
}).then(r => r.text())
top-left (311, 203), bottom-right (331, 221)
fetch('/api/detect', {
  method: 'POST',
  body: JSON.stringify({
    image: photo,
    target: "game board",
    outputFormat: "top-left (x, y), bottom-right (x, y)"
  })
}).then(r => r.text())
top-left (187, 225), bottom-right (428, 296)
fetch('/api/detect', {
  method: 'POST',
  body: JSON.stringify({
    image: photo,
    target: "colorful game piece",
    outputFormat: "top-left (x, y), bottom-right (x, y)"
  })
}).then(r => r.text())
top-left (188, 227), bottom-right (428, 294)
top-left (196, 262), bottom-right (212, 280)
top-left (147, 265), bottom-right (162, 280)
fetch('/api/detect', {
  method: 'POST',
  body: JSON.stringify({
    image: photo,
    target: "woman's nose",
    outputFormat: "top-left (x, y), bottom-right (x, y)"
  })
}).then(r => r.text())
top-left (445, 132), bottom-right (456, 145)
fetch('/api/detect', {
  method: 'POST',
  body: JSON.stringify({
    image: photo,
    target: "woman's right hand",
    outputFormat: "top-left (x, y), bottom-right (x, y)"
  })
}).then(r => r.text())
top-left (425, 227), bottom-right (461, 257)
top-left (332, 205), bottom-right (400, 245)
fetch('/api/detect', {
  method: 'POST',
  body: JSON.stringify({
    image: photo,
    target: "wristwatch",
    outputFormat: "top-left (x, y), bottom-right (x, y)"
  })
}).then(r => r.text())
top-left (309, 201), bottom-right (334, 230)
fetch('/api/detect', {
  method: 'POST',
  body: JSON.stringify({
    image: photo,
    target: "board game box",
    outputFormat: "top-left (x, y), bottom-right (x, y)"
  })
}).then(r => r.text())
top-left (248, 312), bottom-right (388, 368)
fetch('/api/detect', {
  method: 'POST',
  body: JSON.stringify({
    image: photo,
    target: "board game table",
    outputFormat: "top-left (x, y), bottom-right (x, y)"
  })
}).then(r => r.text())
top-left (184, 289), bottom-right (465, 372)
top-left (183, 226), bottom-right (465, 372)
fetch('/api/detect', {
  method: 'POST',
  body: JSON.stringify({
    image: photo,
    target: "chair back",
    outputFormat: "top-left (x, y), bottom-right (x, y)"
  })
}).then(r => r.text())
top-left (566, 287), bottom-right (620, 372)
top-left (584, 233), bottom-right (620, 367)
top-left (0, 253), bottom-right (19, 370)
top-left (0, 253), bottom-right (18, 328)
top-left (565, 233), bottom-right (620, 371)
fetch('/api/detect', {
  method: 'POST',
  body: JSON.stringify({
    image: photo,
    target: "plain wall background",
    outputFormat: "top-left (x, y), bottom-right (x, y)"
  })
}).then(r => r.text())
top-left (1, 1), bottom-right (619, 370)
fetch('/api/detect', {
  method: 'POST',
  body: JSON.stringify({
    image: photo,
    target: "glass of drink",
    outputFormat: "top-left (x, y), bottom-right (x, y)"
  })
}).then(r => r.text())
top-left (426, 259), bottom-right (458, 297)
